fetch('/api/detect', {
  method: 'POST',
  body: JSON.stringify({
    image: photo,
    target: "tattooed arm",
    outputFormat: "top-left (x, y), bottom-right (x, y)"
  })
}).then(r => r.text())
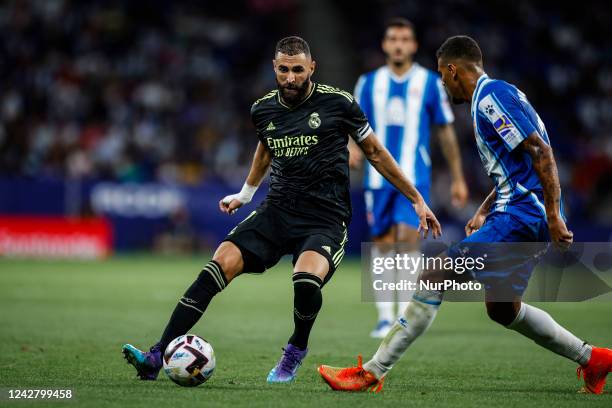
top-left (520, 133), bottom-right (573, 244)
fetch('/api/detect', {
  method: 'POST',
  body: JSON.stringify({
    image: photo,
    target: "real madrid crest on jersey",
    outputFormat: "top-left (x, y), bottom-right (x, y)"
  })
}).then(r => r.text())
top-left (308, 112), bottom-right (321, 129)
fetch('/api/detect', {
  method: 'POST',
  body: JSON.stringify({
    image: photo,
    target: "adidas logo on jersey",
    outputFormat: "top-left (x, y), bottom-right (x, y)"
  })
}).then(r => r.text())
top-left (321, 245), bottom-right (331, 254)
top-left (266, 121), bottom-right (276, 131)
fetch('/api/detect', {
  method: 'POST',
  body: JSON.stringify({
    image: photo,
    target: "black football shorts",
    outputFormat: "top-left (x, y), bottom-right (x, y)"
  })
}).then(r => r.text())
top-left (223, 201), bottom-right (347, 283)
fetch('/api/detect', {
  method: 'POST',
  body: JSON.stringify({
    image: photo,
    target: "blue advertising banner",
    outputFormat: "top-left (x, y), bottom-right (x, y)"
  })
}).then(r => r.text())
top-left (0, 177), bottom-right (609, 253)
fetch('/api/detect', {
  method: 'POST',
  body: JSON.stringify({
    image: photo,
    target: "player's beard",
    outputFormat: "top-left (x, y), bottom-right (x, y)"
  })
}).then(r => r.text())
top-left (277, 77), bottom-right (311, 105)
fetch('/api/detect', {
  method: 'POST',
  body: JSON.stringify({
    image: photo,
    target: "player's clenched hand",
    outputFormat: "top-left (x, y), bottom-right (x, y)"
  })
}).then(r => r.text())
top-left (219, 183), bottom-right (258, 215)
top-left (465, 210), bottom-right (486, 236)
top-left (219, 195), bottom-right (245, 215)
top-left (413, 199), bottom-right (442, 239)
top-left (548, 215), bottom-right (573, 249)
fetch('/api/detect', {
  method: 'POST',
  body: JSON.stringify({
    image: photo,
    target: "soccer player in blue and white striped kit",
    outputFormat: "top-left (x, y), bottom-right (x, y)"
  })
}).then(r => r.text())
top-left (350, 18), bottom-right (468, 337)
top-left (319, 35), bottom-right (612, 395)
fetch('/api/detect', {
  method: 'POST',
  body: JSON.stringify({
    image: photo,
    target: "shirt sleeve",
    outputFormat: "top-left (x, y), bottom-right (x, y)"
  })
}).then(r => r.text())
top-left (431, 77), bottom-right (455, 125)
top-left (344, 98), bottom-right (372, 144)
top-left (250, 103), bottom-right (267, 146)
top-left (478, 88), bottom-right (537, 151)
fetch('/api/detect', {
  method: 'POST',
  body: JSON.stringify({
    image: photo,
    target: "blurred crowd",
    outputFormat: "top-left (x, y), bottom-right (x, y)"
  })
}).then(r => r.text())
top-left (346, 0), bottom-right (612, 222)
top-left (0, 0), bottom-right (295, 185)
top-left (0, 0), bottom-right (610, 223)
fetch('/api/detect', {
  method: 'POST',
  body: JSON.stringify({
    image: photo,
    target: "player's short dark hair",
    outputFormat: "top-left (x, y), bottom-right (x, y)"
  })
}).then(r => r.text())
top-left (384, 17), bottom-right (415, 36)
top-left (436, 35), bottom-right (482, 64)
top-left (275, 36), bottom-right (311, 57)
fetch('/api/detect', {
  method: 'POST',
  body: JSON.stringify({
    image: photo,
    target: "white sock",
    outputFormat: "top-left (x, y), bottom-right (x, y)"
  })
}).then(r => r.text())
top-left (507, 303), bottom-right (592, 366)
top-left (371, 246), bottom-right (395, 322)
top-left (364, 289), bottom-right (443, 379)
top-left (375, 302), bottom-right (395, 323)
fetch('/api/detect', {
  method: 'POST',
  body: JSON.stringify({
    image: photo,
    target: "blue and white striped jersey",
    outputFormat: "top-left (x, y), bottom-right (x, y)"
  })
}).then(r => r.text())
top-left (354, 63), bottom-right (454, 189)
top-left (472, 74), bottom-right (563, 221)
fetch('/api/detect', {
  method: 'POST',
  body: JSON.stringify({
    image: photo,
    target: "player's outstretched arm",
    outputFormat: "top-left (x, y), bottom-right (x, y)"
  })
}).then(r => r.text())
top-left (358, 133), bottom-right (441, 238)
top-left (436, 124), bottom-right (469, 208)
top-left (219, 142), bottom-right (271, 215)
top-left (520, 133), bottom-right (573, 244)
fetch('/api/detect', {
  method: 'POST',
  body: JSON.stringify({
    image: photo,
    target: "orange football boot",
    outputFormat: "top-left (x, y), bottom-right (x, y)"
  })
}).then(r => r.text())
top-left (577, 347), bottom-right (612, 394)
top-left (318, 355), bottom-right (385, 393)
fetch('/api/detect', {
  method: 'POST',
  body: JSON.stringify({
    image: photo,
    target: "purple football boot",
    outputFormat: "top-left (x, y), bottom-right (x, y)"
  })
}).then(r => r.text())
top-left (267, 344), bottom-right (308, 383)
top-left (122, 342), bottom-right (163, 380)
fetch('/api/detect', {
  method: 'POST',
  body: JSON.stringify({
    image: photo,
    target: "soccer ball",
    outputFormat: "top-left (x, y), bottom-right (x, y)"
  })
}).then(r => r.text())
top-left (162, 334), bottom-right (215, 387)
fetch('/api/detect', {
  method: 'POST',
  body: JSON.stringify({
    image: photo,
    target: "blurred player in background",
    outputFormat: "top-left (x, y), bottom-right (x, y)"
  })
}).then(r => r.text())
top-left (350, 18), bottom-right (468, 337)
top-left (122, 36), bottom-right (441, 385)
top-left (319, 35), bottom-right (612, 394)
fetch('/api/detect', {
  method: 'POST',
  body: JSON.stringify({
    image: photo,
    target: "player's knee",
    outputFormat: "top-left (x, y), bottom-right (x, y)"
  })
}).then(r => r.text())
top-left (212, 241), bottom-right (244, 282)
top-left (294, 251), bottom-right (329, 282)
top-left (485, 302), bottom-right (519, 326)
top-left (419, 263), bottom-right (447, 285)
top-left (396, 224), bottom-right (420, 245)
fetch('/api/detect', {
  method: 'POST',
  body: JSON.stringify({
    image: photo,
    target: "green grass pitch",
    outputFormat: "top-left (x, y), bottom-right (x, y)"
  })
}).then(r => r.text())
top-left (1, 255), bottom-right (611, 407)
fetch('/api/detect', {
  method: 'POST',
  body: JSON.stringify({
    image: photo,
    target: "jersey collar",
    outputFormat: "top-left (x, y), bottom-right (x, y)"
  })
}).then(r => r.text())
top-left (387, 63), bottom-right (419, 82)
top-left (470, 73), bottom-right (489, 117)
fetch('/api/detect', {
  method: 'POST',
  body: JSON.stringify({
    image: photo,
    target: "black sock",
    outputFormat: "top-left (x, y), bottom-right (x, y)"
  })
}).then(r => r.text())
top-left (158, 260), bottom-right (227, 350)
top-left (288, 272), bottom-right (323, 350)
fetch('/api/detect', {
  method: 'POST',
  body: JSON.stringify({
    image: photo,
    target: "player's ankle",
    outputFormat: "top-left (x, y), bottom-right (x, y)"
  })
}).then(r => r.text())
top-left (363, 359), bottom-right (387, 380)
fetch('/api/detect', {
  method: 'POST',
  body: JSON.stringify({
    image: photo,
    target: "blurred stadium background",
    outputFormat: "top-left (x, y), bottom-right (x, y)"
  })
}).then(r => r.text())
top-left (1, 2), bottom-right (612, 405)
top-left (0, 0), bottom-right (610, 259)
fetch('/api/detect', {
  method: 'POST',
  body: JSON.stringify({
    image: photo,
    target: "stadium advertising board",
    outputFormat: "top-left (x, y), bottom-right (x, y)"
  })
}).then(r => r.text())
top-left (0, 216), bottom-right (112, 259)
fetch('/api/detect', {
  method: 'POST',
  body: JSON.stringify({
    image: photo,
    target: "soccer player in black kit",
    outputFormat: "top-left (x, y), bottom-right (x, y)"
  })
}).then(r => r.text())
top-left (122, 36), bottom-right (441, 384)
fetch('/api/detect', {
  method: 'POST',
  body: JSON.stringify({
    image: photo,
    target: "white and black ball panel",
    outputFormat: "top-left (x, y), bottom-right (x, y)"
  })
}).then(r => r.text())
top-left (162, 334), bottom-right (215, 387)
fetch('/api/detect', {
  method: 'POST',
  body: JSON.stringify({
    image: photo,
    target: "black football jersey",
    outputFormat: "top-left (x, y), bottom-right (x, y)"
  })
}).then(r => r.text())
top-left (250, 83), bottom-right (372, 223)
